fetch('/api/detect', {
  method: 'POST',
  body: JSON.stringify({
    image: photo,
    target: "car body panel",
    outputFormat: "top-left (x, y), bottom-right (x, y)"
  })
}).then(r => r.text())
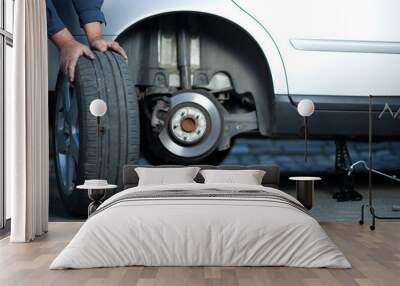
top-left (48, 0), bottom-right (400, 139)
top-left (50, 0), bottom-right (288, 96)
top-left (51, 0), bottom-right (400, 98)
top-left (234, 0), bottom-right (400, 97)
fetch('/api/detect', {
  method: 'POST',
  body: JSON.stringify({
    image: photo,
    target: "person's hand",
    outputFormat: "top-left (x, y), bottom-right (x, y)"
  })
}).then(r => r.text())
top-left (51, 28), bottom-right (95, 82)
top-left (84, 22), bottom-right (128, 62)
top-left (59, 40), bottom-right (95, 82)
top-left (89, 37), bottom-right (128, 62)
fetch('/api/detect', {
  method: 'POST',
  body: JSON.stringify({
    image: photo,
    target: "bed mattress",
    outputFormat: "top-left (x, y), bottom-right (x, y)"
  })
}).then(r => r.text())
top-left (50, 183), bottom-right (351, 269)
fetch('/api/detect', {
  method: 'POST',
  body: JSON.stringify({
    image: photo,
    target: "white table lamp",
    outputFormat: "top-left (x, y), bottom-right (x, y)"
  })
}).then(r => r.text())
top-left (90, 99), bottom-right (108, 179)
top-left (297, 99), bottom-right (315, 117)
top-left (297, 99), bottom-right (315, 162)
top-left (90, 99), bottom-right (108, 117)
top-left (90, 99), bottom-right (107, 135)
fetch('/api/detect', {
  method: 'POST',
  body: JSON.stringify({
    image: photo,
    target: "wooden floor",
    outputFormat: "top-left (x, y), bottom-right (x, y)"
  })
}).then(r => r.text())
top-left (0, 222), bottom-right (399, 286)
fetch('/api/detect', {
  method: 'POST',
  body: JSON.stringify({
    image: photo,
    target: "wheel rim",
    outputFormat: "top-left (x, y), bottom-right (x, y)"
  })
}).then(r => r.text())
top-left (55, 79), bottom-right (79, 196)
top-left (159, 92), bottom-right (223, 158)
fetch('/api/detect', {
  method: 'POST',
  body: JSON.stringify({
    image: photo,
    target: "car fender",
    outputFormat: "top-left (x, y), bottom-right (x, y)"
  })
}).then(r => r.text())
top-left (49, 0), bottom-right (288, 96)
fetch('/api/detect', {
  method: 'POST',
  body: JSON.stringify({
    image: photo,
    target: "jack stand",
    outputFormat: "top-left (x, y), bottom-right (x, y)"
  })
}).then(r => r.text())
top-left (332, 140), bottom-right (363, 202)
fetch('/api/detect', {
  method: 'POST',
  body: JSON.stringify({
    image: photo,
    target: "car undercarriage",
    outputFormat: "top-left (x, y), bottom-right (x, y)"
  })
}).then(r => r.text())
top-left (118, 13), bottom-right (273, 164)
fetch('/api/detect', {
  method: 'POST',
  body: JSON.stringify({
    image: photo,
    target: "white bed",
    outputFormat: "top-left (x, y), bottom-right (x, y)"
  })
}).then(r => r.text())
top-left (50, 182), bottom-right (350, 269)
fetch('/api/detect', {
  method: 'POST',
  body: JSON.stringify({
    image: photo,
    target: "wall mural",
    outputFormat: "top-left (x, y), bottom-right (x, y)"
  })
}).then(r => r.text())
top-left (379, 103), bottom-right (400, 119)
top-left (46, 1), bottom-right (400, 219)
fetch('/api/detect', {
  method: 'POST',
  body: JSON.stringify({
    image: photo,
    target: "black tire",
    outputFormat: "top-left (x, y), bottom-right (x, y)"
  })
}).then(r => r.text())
top-left (53, 51), bottom-right (140, 217)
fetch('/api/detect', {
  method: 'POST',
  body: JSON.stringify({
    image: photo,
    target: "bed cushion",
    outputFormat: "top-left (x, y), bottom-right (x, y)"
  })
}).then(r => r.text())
top-left (123, 165), bottom-right (281, 189)
top-left (135, 167), bottom-right (200, 186)
top-left (200, 169), bottom-right (266, 185)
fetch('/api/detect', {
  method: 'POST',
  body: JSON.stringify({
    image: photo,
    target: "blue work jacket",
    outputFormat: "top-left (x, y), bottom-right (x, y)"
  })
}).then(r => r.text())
top-left (46, 0), bottom-right (106, 37)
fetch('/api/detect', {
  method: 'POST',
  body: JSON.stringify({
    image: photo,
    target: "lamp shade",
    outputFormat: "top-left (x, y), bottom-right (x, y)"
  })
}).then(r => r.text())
top-left (90, 99), bottom-right (107, 117)
top-left (297, 99), bottom-right (315, 117)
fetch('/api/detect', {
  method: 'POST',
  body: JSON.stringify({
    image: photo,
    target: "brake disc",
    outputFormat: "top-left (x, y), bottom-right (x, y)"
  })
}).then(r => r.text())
top-left (158, 91), bottom-right (223, 158)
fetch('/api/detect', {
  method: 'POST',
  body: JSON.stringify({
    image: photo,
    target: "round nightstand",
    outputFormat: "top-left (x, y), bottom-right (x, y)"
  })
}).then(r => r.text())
top-left (289, 177), bottom-right (321, 210)
top-left (77, 183), bottom-right (117, 216)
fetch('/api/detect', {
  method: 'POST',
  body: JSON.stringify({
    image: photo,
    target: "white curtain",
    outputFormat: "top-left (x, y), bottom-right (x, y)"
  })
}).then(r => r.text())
top-left (8, 0), bottom-right (49, 242)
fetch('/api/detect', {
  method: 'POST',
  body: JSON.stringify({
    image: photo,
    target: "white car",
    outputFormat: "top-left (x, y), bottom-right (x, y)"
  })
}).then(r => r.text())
top-left (48, 0), bottom-right (400, 215)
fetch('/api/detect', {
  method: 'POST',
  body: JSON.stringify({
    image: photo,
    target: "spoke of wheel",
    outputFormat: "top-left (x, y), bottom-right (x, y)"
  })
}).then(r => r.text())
top-left (58, 154), bottom-right (67, 186)
top-left (56, 128), bottom-right (67, 154)
top-left (67, 91), bottom-right (78, 126)
top-left (65, 155), bottom-right (76, 191)
top-left (69, 156), bottom-right (76, 186)
top-left (69, 134), bottom-right (80, 164)
top-left (62, 84), bottom-right (72, 124)
top-left (64, 155), bottom-right (70, 189)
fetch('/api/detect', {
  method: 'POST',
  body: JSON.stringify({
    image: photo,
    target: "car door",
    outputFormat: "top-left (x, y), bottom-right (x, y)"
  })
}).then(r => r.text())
top-left (233, 0), bottom-right (400, 97)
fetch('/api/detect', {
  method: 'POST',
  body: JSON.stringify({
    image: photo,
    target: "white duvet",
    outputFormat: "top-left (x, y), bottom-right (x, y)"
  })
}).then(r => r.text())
top-left (50, 183), bottom-right (351, 269)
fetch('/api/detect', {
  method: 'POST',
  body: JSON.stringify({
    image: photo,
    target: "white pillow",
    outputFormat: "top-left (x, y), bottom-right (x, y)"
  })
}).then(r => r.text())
top-left (135, 167), bottom-right (200, 186)
top-left (200, 169), bottom-right (266, 185)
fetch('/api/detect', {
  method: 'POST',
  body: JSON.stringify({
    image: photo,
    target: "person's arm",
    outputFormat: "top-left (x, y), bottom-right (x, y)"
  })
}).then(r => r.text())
top-left (46, 0), bottom-right (65, 37)
top-left (72, 0), bottom-right (106, 28)
top-left (72, 0), bottom-right (128, 61)
top-left (47, 0), bottom-right (95, 82)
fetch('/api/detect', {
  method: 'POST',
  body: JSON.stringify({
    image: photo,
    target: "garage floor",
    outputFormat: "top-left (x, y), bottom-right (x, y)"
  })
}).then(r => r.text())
top-left (49, 138), bottom-right (400, 223)
top-left (222, 138), bottom-right (400, 173)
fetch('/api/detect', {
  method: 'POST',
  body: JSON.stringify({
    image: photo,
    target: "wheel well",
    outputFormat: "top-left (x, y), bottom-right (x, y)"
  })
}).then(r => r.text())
top-left (117, 12), bottom-right (275, 136)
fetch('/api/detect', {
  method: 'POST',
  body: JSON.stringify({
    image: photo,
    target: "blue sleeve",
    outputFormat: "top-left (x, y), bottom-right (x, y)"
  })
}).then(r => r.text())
top-left (72, 0), bottom-right (106, 27)
top-left (46, 0), bottom-right (66, 37)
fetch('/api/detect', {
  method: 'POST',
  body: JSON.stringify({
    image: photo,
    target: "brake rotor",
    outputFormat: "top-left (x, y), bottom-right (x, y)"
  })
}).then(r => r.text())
top-left (159, 91), bottom-right (223, 158)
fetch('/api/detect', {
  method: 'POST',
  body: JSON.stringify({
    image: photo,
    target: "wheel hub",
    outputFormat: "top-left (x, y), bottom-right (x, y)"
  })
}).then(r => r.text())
top-left (181, 117), bottom-right (196, 133)
top-left (170, 106), bottom-right (208, 144)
